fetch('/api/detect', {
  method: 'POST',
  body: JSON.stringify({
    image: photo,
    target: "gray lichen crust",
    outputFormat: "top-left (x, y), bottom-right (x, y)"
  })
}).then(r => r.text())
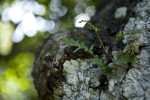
top-left (54, 59), bottom-right (101, 100)
top-left (122, 0), bottom-right (150, 99)
top-left (101, 0), bottom-right (150, 99)
top-left (115, 7), bottom-right (127, 19)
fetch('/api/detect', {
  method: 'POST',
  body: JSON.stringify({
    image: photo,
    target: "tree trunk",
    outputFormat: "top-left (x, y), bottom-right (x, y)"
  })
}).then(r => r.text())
top-left (32, 0), bottom-right (150, 99)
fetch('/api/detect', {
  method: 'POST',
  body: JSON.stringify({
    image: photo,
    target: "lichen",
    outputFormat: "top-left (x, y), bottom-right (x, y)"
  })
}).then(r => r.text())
top-left (54, 59), bottom-right (101, 100)
top-left (115, 7), bottom-right (127, 19)
top-left (101, 0), bottom-right (150, 99)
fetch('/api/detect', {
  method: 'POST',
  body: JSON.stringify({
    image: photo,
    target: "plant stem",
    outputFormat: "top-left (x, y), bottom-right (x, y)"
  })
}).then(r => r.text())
top-left (96, 30), bottom-right (113, 61)
top-left (79, 20), bottom-right (108, 55)
top-left (95, 31), bottom-right (107, 54)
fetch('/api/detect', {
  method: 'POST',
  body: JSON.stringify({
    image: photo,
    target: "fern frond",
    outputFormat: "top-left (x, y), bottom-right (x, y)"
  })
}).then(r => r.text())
top-left (88, 45), bottom-right (94, 54)
top-left (90, 57), bottom-right (107, 67)
top-left (61, 38), bottom-right (94, 54)
top-left (124, 30), bottom-right (141, 35)
top-left (110, 30), bottom-right (141, 42)
top-left (113, 51), bottom-right (136, 65)
top-left (73, 48), bottom-right (81, 53)
top-left (62, 39), bottom-right (77, 46)
top-left (90, 57), bottom-right (113, 74)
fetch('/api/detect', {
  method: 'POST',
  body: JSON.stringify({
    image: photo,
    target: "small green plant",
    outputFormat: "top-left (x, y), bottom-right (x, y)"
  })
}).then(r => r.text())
top-left (110, 30), bottom-right (141, 42)
top-left (62, 20), bottom-right (140, 75)
top-left (61, 38), bottom-right (94, 54)
top-left (113, 51), bottom-right (136, 65)
top-left (90, 57), bottom-right (113, 74)
top-left (90, 57), bottom-right (107, 67)
top-left (79, 20), bottom-right (107, 54)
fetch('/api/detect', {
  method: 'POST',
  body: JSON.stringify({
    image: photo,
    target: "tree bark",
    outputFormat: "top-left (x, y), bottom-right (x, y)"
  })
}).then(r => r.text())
top-left (32, 0), bottom-right (150, 99)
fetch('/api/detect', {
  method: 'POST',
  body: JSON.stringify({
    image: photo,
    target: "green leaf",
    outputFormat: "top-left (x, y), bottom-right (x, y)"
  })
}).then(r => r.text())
top-left (89, 45), bottom-right (94, 52)
top-left (103, 60), bottom-right (107, 65)
top-left (62, 38), bottom-right (94, 54)
top-left (110, 30), bottom-right (141, 42)
top-left (70, 39), bottom-right (76, 45)
top-left (80, 42), bottom-right (85, 48)
top-left (124, 30), bottom-right (141, 36)
top-left (85, 47), bottom-right (88, 52)
top-left (73, 47), bottom-right (81, 53)
top-left (114, 51), bottom-right (136, 65)
top-left (116, 34), bottom-right (121, 39)
top-left (110, 37), bottom-right (117, 41)
top-left (91, 57), bottom-right (107, 67)
top-left (89, 51), bottom-right (93, 54)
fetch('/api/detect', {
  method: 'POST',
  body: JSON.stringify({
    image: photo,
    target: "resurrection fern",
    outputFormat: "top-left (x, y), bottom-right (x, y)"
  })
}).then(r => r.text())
top-left (110, 30), bottom-right (141, 42)
top-left (62, 38), bottom-right (94, 54)
top-left (114, 51), bottom-right (136, 65)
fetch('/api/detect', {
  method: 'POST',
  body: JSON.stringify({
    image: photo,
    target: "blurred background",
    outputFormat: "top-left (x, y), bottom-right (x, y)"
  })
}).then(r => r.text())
top-left (0, 0), bottom-right (99, 100)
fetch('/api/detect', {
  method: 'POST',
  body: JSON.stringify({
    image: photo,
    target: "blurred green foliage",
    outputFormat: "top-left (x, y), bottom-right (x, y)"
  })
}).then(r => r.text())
top-left (0, 52), bottom-right (37, 100)
top-left (0, 0), bottom-right (99, 100)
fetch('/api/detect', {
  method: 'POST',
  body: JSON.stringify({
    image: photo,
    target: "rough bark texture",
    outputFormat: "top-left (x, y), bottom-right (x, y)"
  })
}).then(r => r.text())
top-left (32, 0), bottom-right (150, 100)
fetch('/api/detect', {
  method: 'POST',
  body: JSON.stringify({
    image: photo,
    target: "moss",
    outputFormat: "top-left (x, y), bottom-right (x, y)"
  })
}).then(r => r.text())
top-left (48, 44), bottom-right (58, 54)
top-left (40, 44), bottom-right (58, 59)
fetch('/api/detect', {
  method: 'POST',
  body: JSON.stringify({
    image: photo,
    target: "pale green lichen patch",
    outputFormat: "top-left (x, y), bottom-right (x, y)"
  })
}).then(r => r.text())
top-left (115, 7), bottom-right (127, 19)
top-left (101, 0), bottom-right (150, 99)
top-left (54, 59), bottom-right (101, 100)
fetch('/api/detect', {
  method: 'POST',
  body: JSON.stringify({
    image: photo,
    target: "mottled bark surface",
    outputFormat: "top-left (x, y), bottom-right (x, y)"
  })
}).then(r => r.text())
top-left (32, 0), bottom-right (150, 100)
